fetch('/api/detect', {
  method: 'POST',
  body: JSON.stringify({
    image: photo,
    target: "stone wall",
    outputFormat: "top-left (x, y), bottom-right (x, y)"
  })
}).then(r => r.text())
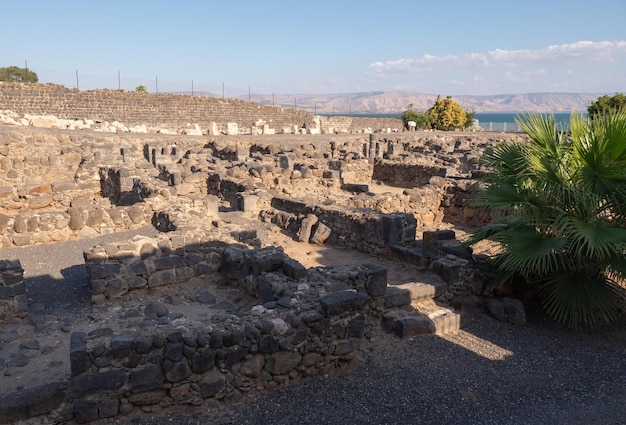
top-left (0, 83), bottom-right (403, 134)
top-left (0, 260), bottom-right (26, 324)
top-left (267, 197), bottom-right (417, 254)
top-left (0, 204), bottom-right (152, 248)
top-left (72, 241), bottom-right (388, 423)
top-left (372, 161), bottom-right (447, 187)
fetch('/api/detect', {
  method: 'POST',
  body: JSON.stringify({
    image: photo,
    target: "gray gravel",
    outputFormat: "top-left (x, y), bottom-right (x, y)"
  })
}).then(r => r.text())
top-left (111, 307), bottom-right (626, 425)
top-left (2, 228), bottom-right (625, 425)
top-left (0, 226), bottom-right (159, 318)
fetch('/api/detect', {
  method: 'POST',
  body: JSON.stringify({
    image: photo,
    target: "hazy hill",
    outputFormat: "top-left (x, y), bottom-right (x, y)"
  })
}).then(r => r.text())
top-left (239, 91), bottom-right (607, 114)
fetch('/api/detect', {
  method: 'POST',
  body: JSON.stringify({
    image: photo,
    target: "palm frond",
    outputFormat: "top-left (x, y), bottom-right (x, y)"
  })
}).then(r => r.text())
top-left (516, 112), bottom-right (560, 154)
top-left (490, 226), bottom-right (568, 277)
top-left (556, 215), bottom-right (626, 260)
top-left (539, 270), bottom-right (625, 330)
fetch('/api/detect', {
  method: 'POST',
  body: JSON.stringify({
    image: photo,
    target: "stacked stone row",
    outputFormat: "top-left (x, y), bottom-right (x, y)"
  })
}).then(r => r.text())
top-left (0, 204), bottom-right (151, 248)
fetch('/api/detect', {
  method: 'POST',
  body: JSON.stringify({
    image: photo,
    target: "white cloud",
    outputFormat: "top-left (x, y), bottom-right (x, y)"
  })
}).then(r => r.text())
top-left (367, 41), bottom-right (626, 77)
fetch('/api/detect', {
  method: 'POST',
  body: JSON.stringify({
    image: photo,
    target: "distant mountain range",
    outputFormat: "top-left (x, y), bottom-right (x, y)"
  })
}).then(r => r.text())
top-left (173, 90), bottom-right (610, 114)
top-left (243, 91), bottom-right (607, 114)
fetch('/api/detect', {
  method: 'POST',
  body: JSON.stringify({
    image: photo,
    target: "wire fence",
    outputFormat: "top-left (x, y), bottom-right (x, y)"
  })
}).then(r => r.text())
top-left (27, 68), bottom-right (576, 130)
top-left (32, 68), bottom-right (405, 115)
top-left (38, 68), bottom-right (253, 98)
top-left (477, 122), bottom-right (523, 132)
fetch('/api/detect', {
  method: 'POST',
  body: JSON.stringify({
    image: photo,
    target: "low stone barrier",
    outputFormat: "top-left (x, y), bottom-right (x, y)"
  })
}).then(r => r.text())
top-left (0, 204), bottom-right (152, 248)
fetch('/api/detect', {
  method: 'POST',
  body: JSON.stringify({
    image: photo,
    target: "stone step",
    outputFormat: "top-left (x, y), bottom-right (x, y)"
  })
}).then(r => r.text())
top-left (389, 244), bottom-right (429, 269)
top-left (382, 300), bottom-right (461, 338)
top-left (384, 277), bottom-right (447, 308)
top-left (412, 299), bottom-right (461, 335)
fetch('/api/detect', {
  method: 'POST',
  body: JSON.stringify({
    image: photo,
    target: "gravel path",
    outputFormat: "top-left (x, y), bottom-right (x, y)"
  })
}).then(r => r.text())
top-left (0, 226), bottom-right (159, 317)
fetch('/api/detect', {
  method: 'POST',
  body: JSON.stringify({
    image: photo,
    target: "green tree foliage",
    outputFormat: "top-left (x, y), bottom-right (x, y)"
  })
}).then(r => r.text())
top-left (135, 85), bottom-right (147, 92)
top-left (469, 110), bottom-right (626, 329)
top-left (427, 96), bottom-right (466, 130)
top-left (0, 66), bottom-right (38, 83)
top-left (401, 104), bottom-right (432, 129)
top-left (464, 110), bottom-right (476, 129)
top-left (588, 93), bottom-right (626, 117)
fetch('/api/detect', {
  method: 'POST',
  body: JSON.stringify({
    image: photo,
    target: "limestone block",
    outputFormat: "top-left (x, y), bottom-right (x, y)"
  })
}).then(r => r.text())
top-left (208, 122), bottom-right (220, 136)
top-left (175, 183), bottom-right (195, 196)
top-left (183, 124), bottom-right (203, 136)
top-left (310, 222), bottom-right (331, 244)
top-left (206, 195), bottom-right (219, 217)
top-left (226, 122), bottom-right (239, 135)
top-left (128, 124), bottom-right (148, 133)
top-left (28, 115), bottom-right (57, 128)
top-left (297, 214), bottom-right (318, 242)
top-left (238, 194), bottom-right (258, 213)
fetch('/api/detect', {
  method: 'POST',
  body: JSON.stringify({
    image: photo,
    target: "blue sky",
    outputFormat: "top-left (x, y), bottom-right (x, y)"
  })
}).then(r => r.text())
top-left (3, 0), bottom-right (625, 96)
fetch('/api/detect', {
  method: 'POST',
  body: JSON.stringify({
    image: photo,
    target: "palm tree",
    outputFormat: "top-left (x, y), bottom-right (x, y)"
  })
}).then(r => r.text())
top-left (469, 110), bottom-right (626, 329)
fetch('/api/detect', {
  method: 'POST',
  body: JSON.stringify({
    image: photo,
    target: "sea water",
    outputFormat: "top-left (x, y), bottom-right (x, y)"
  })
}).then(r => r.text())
top-left (473, 112), bottom-right (577, 124)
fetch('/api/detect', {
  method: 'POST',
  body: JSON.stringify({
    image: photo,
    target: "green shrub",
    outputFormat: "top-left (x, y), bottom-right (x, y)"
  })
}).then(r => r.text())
top-left (469, 110), bottom-right (626, 329)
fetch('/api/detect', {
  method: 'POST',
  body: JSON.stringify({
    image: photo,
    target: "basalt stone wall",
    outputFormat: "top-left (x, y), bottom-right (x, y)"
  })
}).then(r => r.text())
top-left (0, 260), bottom-right (26, 324)
top-left (73, 242), bottom-right (387, 423)
top-left (372, 161), bottom-right (448, 187)
top-left (0, 83), bottom-right (403, 133)
top-left (84, 234), bottom-right (227, 304)
top-left (268, 197), bottom-right (417, 254)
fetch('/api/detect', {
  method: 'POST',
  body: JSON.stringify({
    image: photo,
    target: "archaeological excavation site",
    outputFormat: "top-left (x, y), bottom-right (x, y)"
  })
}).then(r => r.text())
top-left (0, 83), bottom-right (531, 424)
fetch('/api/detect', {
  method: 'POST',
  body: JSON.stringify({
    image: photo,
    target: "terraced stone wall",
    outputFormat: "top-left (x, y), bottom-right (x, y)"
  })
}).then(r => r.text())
top-left (0, 83), bottom-right (403, 133)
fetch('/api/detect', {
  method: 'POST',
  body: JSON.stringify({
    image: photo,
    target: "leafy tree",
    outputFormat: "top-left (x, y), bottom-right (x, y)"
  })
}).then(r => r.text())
top-left (427, 96), bottom-right (466, 130)
top-left (135, 85), bottom-right (147, 92)
top-left (464, 110), bottom-right (476, 129)
top-left (469, 110), bottom-right (626, 330)
top-left (0, 66), bottom-right (38, 83)
top-left (588, 93), bottom-right (626, 117)
top-left (401, 104), bottom-right (432, 129)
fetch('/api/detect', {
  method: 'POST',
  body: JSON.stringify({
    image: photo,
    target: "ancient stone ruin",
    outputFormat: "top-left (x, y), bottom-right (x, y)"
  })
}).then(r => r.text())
top-left (0, 83), bottom-right (529, 424)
